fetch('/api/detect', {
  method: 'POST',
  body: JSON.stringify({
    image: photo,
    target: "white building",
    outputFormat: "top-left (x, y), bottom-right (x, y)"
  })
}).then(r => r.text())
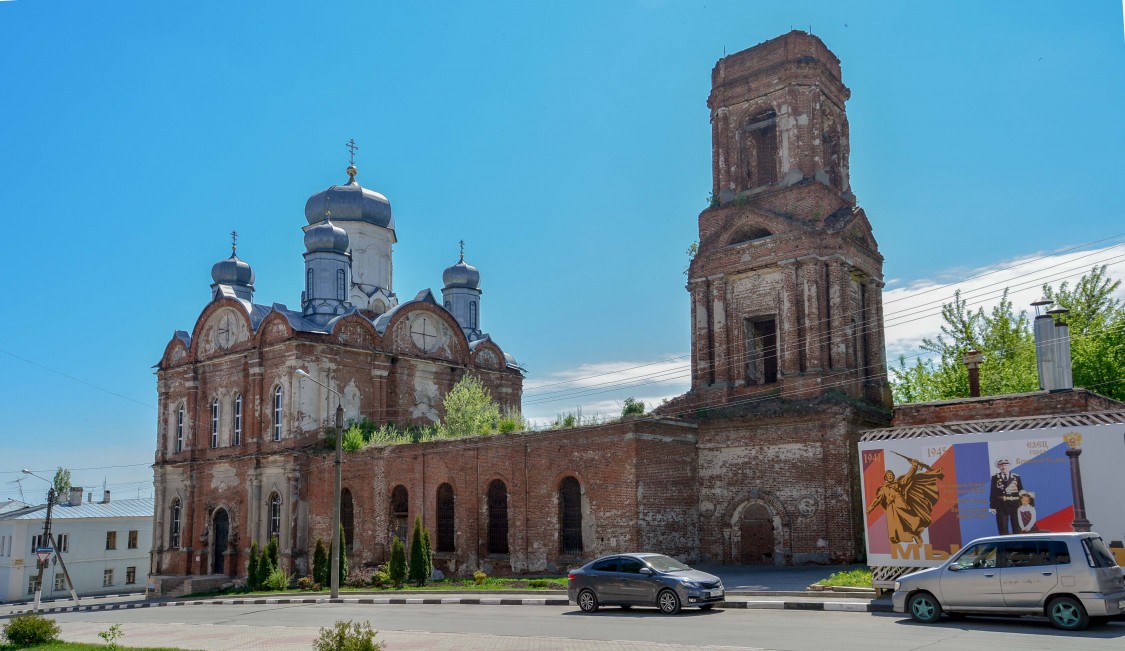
top-left (0, 490), bottom-right (152, 603)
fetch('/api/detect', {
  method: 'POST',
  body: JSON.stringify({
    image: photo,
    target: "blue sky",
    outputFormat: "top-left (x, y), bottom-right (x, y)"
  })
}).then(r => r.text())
top-left (2, 1), bottom-right (1124, 501)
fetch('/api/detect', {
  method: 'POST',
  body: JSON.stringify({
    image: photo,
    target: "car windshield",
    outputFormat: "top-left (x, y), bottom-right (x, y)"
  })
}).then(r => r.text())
top-left (643, 554), bottom-right (691, 573)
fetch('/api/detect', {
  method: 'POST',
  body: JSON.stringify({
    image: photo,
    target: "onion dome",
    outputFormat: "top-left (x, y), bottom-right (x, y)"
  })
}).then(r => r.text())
top-left (304, 219), bottom-right (350, 254)
top-left (304, 165), bottom-right (393, 229)
top-left (211, 252), bottom-right (254, 287)
top-left (442, 248), bottom-right (481, 289)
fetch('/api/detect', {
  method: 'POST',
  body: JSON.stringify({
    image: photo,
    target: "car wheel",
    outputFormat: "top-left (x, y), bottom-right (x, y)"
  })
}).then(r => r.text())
top-left (577, 589), bottom-right (599, 613)
top-left (657, 589), bottom-right (681, 615)
top-left (1047, 596), bottom-right (1089, 631)
top-left (699, 604), bottom-right (715, 611)
top-left (907, 591), bottom-right (942, 624)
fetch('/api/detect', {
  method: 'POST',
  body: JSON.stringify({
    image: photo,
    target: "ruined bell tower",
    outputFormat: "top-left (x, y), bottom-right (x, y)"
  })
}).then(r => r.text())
top-left (685, 31), bottom-right (891, 410)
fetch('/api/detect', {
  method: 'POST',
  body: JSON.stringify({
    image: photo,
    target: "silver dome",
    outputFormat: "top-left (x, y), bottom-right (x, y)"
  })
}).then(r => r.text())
top-left (304, 166), bottom-right (393, 229)
top-left (443, 259), bottom-right (480, 289)
top-left (304, 219), bottom-right (350, 254)
top-left (211, 253), bottom-right (255, 286)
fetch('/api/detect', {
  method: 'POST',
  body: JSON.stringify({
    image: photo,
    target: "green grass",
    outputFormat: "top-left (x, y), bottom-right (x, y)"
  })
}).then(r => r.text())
top-left (815, 568), bottom-right (873, 588)
top-left (0, 644), bottom-right (200, 651)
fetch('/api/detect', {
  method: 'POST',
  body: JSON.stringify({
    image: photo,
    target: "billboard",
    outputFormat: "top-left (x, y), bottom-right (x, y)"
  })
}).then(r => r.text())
top-left (859, 423), bottom-right (1125, 567)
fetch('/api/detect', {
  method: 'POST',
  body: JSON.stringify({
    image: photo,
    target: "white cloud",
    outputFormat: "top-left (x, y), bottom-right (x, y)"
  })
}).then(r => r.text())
top-left (522, 357), bottom-right (690, 426)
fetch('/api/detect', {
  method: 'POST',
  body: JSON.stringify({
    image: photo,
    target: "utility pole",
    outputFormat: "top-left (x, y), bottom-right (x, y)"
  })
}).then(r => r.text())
top-left (31, 487), bottom-right (55, 613)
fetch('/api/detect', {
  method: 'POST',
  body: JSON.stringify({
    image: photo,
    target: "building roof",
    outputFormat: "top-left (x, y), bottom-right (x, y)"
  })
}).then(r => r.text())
top-left (0, 499), bottom-right (31, 515)
top-left (0, 497), bottom-right (153, 521)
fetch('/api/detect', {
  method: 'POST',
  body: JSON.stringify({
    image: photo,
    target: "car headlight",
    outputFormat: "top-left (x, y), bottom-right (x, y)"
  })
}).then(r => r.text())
top-left (681, 580), bottom-right (701, 588)
top-left (893, 581), bottom-right (901, 591)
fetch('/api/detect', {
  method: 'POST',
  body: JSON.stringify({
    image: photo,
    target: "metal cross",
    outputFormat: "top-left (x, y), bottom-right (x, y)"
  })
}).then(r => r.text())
top-left (459, 239), bottom-right (465, 262)
top-left (346, 139), bottom-right (359, 165)
top-left (231, 230), bottom-right (238, 254)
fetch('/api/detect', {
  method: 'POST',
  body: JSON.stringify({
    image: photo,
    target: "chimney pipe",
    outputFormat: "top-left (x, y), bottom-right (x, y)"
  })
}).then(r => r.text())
top-left (963, 350), bottom-right (984, 397)
top-left (1048, 307), bottom-right (1073, 391)
top-left (102, 490), bottom-right (111, 504)
top-left (88, 492), bottom-right (92, 503)
top-left (1032, 299), bottom-right (1057, 391)
top-left (69, 487), bottom-right (83, 507)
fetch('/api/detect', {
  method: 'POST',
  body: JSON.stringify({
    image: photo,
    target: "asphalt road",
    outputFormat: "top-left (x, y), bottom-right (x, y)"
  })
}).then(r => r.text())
top-left (38, 602), bottom-right (1125, 651)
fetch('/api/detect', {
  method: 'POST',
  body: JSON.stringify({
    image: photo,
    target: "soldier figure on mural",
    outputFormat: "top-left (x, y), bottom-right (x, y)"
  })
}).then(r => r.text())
top-left (989, 459), bottom-right (1024, 535)
top-left (866, 454), bottom-right (945, 545)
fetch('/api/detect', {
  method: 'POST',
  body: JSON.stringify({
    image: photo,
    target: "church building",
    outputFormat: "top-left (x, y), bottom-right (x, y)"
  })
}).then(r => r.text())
top-left (150, 31), bottom-right (892, 594)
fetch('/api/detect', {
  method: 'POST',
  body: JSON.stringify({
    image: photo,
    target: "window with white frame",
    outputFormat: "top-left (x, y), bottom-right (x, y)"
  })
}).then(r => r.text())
top-left (28, 576), bottom-right (40, 594)
top-left (170, 498), bottom-right (182, 548)
top-left (233, 394), bottom-right (243, 445)
top-left (54, 573), bottom-right (66, 591)
top-left (211, 398), bottom-right (220, 448)
top-left (269, 492), bottom-right (282, 540)
top-left (103, 569), bottom-right (114, 587)
top-left (272, 385), bottom-right (284, 441)
top-left (176, 404), bottom-right (185, 452)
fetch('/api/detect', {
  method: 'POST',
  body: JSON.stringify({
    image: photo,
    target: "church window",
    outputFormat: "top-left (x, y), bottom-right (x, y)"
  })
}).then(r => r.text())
top-left (175, 405), bottom-right (185, 453)
top-left (210, 399), bottom-right (220, 448)
top-left (728, 225), bottom-right (773, 246)
top-left (341, 488), bottom-right (354, 552)
top-left (559, 476), bottom-right (583, 554)
top-left (487, 479), bottom-right (509, 555)
top-left (436, 483), bottom-right (455, 553)
top-left (336, 269), bottom-right (346, 301)
top-left (390, 485), bottom-right (409, 543)
top-left (306, 268), bottom-right (314, 297)
top-left (272, 386), bottom-right (284, 441)
top-left (444, 300), bottom-right (451, 310)
top-left (233, 394), bottom-right (242, 445)
top-left (268, 492), bottom-right (282, 540)
top-left (743, 317), bottom-right (778, 384)
top-left (739, 109), bottom-right (778, 189)
top-left (169, 499), bottom-right (181, 548)
top-left (469, 302), bottom-right (477, 329)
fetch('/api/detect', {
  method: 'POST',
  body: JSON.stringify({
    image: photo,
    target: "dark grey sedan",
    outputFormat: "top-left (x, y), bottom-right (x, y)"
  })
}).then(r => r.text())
top-left (567, 553), bottom-right (724, 614)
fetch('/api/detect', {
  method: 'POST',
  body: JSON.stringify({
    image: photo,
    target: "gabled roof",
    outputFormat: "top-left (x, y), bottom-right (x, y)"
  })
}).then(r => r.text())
top-left (0, 498), bottom-right (154, 521)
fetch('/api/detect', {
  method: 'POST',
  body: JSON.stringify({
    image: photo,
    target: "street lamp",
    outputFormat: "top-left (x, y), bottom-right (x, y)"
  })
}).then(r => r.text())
top-left (294, 368), bottom-right (345, 599)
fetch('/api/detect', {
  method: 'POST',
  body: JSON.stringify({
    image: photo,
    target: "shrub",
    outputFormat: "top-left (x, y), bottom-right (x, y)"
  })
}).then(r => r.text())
top-left (3, 612), bottom-right (61, 647)
top-left (473, 570), bottom-right (488, 586)
top-left (265, 536), bottom-right (280, 573)
top-left (313, 538), bottom-right (329, 587)
top-left (408, 516), bottom-right (427, 587)
top-left (369, 564), bottom-right (391, 588)
top-left (297, 576), bottom-right (320, 591)
top-left (621, 397), bottom-right (645, 417)
top-left (344, 566), bottom-right (373, 588)
top-left (528, 579), bottom-right (548, 588)
top-left (313, 620), bottom-right (382, 651)
top-left (388, 537), bottom-right (406, 588)
top-left (247, 541), bottom-right (261, 590)
top-left (421, 528), bottom-right (433, 582)
top-left (98, 623), bottom-right (124, 650)
top-left (342, 425), bottom-right (365, 452)
top-left (262, 567), bottom-right (291, 591)
top-left (337, 525), bottom-right (349, 586)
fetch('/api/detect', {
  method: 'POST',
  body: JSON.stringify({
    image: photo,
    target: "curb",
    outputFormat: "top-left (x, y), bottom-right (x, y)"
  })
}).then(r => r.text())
top-left (4, 596), bottom-right (893, 616)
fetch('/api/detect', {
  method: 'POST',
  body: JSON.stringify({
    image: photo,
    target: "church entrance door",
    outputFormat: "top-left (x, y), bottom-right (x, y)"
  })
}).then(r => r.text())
top-left (212, 509), bottom-right (229, 575)
top-left (739, 503), bottom-right (774, 564)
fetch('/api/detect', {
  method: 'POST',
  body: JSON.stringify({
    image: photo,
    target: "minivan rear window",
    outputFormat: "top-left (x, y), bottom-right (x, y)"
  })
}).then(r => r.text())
top-left (1082, 537), bottom-right (1118, 568)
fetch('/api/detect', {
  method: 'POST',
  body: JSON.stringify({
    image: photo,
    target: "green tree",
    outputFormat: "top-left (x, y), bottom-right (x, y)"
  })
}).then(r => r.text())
top-left (312, 538), bottom-right (328, 587)
top-left (264, 536), bottom-right (280, 577)
top-left (52, 467), bottom-right (72, 503)
top-left (442, 375), bottom-right (501, 438)
top-left (421, 527), bottom-right (433, 585)
top-left (408, 516), bottom-right (427, 586)
top-left (337, 524), bottom-right (349, 586)
top-left (891, 267), bottom-right (1125, 403)
top-left (247, 541), bottom-right (261, 590)
top-left (388, 537), bottom-right (406, 588)
top-left (621, 397), bottom-right (645, 417)
top-left (342, 424), bottom-right (366, 452)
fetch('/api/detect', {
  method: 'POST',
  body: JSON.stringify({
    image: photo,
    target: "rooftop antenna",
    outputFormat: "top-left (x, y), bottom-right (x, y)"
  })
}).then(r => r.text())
top-left (10, 477), bottom-right (25, 502)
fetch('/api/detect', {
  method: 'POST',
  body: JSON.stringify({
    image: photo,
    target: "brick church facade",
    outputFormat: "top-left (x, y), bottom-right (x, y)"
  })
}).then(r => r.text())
top-left (150, 31), bottom-right (894, 593)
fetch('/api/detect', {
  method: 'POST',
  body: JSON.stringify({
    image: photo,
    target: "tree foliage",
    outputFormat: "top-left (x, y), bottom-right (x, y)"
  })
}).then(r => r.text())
top-left (408, 516), bottom-right (433, 587)
top-left (442, 375), bottom-right (501, 438)
top-left (337, 524), bottom-right (349, 586)
top-left (247, 541), bottom-right (261, 590)
top-left (52, 467), bottom-right (72, 503)
top-left (388, 537), bottom-right (406, 588)
top-left (621, 397), bottom-right (645, 417)
top-left (891, 266), bottom-right (1125, 403)
top-left (313, 538), bottom-right (329, 587)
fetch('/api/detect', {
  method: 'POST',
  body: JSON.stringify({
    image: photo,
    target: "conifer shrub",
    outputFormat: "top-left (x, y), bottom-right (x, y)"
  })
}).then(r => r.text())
top-left (313, 620), bottom-right (382, 651)
top-left (421, 527), bottom-right (433, 582)
top-left (247, 541), bottom-right (261, 590)
top-left (313, 538), bottom-right (329, 587)
top-left (3, 612), bottom-right (61, 647)
top-left (408, 516), bottom-right (427, 586)
top-left (338, 524), bottom-right (349, 586)
top-left (388, 537), bottom-right (406, 588)
top-left (265, 536), bottom-right (280, 573)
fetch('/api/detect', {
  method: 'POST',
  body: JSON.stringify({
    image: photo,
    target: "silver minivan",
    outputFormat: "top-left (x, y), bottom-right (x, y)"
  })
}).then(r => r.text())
top-left (892, 532), bottom-right (1125, 630)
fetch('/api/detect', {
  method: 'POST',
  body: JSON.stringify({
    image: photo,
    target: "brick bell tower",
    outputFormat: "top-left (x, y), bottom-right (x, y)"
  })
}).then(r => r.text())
top-left (686, 31), bottom-right (891, 410)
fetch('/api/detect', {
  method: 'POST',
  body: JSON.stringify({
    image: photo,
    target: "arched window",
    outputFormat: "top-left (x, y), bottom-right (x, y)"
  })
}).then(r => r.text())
top-left (390, 485), bottom-right (409, 543)
top-left (336, 269), bottom-right (346, 300)
top-left (559, 476), bottom-right (583, 554)
top-left (444, 300), bottom-right (451, 310)
top-left (487, 479), bottom-right (508, 555)
top-left (268, 492), bottom-right (282, 541)
top-left (739, 109), bottom-right (778, 189)
top-left (233, 394), bottom-right (242, 446)
top-left (169, 498), bottom-right (182, 548)
top-left (341, 488), bottom-right (354, 553)
top-left (306, 268), bottom-right (314, 297)
top-left (175, 405), bottom-right (185, 453)
top-left (210, 398), bottom-right (220, 448)
top-left (272, 386), bottom-right (284, 441)
top-left (436, 483), bottom-right (455, 553)
top-left (469, 302), bottom-right (478, 329)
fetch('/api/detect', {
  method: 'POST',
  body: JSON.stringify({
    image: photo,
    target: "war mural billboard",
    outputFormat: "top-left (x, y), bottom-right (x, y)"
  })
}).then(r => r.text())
top-left (859, 423), bottom-right (1125, 568)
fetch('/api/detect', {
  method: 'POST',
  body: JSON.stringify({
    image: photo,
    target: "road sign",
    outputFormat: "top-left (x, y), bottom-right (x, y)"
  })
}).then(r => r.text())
top-left (35, 547), bottom-right (53, 563)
